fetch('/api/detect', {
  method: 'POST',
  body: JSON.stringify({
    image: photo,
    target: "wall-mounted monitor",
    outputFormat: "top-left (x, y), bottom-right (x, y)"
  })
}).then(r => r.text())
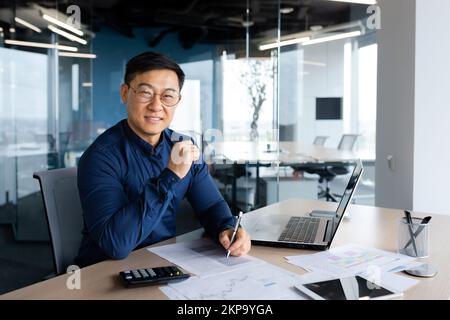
top-left (316, 97), bottom-right (343, 120)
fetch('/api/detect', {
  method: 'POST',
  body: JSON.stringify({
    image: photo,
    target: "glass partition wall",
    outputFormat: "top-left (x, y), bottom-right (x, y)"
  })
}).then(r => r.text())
top-left (275, 0), bottom-right (378, 207)
top-left (208, 0), bottom-right (280, 213)
top-left (0, 1), bottom-right (94, 293)
top-left (0, 0), bottom-right (378, 293)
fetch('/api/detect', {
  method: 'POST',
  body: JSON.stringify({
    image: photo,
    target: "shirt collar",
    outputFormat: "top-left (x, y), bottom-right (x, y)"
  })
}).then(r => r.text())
top-left (122, 119), bottom-right (167, 155)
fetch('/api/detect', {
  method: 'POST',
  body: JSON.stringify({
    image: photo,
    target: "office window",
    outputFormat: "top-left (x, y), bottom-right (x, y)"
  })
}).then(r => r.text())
top-left (357, 44), bottom-right (378, 156)
top-left (222, 57), bottom-right (275, 141)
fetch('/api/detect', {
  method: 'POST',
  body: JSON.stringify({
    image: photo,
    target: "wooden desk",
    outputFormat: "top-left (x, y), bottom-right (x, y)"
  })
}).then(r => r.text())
top-left (2, 198), bottom-right (449, 300)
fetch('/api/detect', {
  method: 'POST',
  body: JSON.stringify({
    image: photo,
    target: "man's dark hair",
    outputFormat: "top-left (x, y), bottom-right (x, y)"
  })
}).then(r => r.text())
top-left (124, 52), bottom-right (185, 90)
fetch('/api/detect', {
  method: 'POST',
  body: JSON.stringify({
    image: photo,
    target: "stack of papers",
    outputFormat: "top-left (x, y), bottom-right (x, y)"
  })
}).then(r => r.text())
top-left (285, 244), bottom-right (422, 293)
top-left (148, 239), bottom-right (308, 300)
top-left (147, 241), bottom-right (422, 299)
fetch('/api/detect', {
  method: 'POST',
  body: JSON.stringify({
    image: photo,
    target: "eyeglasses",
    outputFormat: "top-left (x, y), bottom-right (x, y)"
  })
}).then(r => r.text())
top-left (128, 85), bottom-right (181, 107)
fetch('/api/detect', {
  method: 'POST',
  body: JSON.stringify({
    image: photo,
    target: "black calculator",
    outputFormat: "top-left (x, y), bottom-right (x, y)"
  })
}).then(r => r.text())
top-left (119, 265), bottom-right (190, 287)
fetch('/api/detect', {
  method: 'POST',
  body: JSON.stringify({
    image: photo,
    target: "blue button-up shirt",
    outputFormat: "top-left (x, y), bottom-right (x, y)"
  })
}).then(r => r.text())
top-left (75, 120), bottom-right (235, 267)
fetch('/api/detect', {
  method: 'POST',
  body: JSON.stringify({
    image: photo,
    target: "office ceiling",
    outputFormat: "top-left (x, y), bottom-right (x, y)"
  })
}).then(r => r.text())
top-left (0, 0), bottom-right (369, 50)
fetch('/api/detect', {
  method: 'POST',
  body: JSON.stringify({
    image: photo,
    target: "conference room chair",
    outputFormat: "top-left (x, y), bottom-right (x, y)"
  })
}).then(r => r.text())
top-left (291, 134), bottom-right (359, 201)
top-left (290, 135), bottom-right (329, 177)
top-left (310, 134), bottom-right (359, 202)
top-left (34, 167), bottom-right (84, 276)
top-left (279, 124), bottom-right (296, 142)
top-left (313, 135), bottom-right (329, 146)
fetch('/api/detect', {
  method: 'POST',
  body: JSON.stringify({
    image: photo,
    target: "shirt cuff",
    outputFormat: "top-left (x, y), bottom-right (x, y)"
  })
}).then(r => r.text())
top-left (159, 167), bottom-right (181, 189)
top-left (151, 168), bottom-right (181, 203)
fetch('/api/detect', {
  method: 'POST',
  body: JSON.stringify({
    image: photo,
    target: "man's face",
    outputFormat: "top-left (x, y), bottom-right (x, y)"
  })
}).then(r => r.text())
top-left (121, 69), bottom-right (180, 144)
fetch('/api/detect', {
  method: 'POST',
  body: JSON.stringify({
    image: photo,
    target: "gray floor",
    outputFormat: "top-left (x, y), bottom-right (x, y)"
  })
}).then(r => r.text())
top-left (0, 224), bottom-right (53, 295)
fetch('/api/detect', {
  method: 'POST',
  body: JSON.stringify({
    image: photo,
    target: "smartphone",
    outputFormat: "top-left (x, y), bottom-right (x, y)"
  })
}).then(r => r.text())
top-left (294, 275), bottom-right (403, 300)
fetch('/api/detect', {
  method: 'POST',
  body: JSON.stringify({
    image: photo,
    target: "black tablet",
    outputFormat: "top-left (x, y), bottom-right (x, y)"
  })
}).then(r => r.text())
top-left (294, 275), bottom-right (402, 300)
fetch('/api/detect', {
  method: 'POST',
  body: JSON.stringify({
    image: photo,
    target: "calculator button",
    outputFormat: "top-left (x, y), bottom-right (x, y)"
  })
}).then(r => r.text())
top-left (139, 269), bottom-right (149, 278)
top-left (146, 268), bottom-right (156, 277)
top-left (131, 270), bottom-right (141, 278)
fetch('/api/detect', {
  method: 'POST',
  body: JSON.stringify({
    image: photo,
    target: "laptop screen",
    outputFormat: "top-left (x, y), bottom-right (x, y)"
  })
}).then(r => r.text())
top-left (328, 160), bottom-right (364, 242)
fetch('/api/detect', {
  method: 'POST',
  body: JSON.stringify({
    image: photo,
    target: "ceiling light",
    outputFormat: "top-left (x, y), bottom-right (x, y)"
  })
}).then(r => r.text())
top-left (4, 39), bottom-right (78, 52)
top-left (301, 60), bottom-right (327, 67)
top-left (280, 7), bottom-right (294, 14)
top-left (302, 31), bottom-right (362, 45)
top-left (259, 36), bottom-right (310, 51)
top-left (48, 25), bottom-right (87, 45)
top-left (326, 0), bottom-right (377, 5)
top-left (59, 52), bottom-right (96, 59)
top-left (9, 27), bottom-right (16, 33)
top-left (42, 14), bottom-right (83, 36)
top-left (14, 17), bottom-right (42, 33)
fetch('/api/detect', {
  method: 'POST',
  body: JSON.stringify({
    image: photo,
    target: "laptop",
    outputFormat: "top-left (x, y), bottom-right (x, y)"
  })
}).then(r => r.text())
top-left (241, 159), bottom-right (363, 251)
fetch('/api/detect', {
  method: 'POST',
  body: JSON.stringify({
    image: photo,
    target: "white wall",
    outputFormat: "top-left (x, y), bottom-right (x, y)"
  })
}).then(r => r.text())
top-left (179, 60), bottom-right (213, 131)
top-left (413, 0), bottom-right (450, 215)
top-left (376, 0), bottom-right (416, 210)
top-left (169, 80), bottom-right (201, 135)
top-left (376, 0), bottom-right (450, 215)
top-left (279, 40), bottom-right (347, 147)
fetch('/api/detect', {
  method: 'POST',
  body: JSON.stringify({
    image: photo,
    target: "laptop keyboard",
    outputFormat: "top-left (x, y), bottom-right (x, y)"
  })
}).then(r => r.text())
top-left (278, 216), bottom-right (320, 243)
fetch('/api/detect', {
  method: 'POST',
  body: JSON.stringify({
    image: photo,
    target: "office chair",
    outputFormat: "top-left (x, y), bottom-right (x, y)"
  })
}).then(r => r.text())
top-left (34, 167), bottom-right (84, 275)
top-left (291, 135), bottom-right (329, 177)
top-left (311, 134), bottom-right (359, 202)
top-left (210, 163), bottom-right (250, 213)
top-left (313, 136), bottom-right (328, 146)
top-left (279, 124), bottom-right (296, 142)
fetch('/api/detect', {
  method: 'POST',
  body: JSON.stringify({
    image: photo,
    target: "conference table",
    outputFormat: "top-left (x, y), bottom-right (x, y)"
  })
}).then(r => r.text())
top-left (210, 141), bottom-right (372, 164)
top-left (209, 141), bottom-right (374, 208)
top-left (2, 198), bottom-right (449, 300)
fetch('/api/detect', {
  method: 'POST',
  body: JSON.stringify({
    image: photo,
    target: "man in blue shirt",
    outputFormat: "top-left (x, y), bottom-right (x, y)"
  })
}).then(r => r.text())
top-left (75, 52), bottom-right (251, 267)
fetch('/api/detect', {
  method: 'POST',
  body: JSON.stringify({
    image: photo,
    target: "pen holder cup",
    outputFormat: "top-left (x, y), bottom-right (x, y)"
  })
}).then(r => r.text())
top-left (398, 217), bottom-right (430, 258)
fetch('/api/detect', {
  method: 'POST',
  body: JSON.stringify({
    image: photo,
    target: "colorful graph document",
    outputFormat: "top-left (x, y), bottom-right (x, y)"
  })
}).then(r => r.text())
top-left (285, 244), bottom-right (416, 278)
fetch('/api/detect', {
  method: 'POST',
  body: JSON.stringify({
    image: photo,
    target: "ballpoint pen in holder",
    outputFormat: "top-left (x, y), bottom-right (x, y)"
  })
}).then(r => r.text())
top-left (398, 211), bottom-right (430, 258)
top-left (226, 211), bottom-right (243, 258)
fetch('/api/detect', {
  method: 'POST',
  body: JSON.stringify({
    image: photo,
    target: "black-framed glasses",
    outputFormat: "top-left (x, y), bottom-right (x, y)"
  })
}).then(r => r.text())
top-left (128, 85), bottom-right (181, 107)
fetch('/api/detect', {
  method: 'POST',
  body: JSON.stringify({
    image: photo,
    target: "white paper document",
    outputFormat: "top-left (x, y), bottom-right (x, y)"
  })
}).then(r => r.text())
top-left (148, 238), bottom-right (306, 300)
top-left (148, 238), bottom-right (264, 277)
top-left (285, 244), bottom-right (416, 278)
top-left (167, 263), bottom-right (307, 300)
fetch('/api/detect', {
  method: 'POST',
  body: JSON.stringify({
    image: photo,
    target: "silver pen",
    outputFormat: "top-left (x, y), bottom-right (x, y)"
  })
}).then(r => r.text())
top-left (226, 211), bottom-right (243, 258)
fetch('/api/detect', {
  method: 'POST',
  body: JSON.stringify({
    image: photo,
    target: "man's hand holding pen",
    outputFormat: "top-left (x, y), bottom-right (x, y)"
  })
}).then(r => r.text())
top-left (219, 213), bottom-right (251, 258)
